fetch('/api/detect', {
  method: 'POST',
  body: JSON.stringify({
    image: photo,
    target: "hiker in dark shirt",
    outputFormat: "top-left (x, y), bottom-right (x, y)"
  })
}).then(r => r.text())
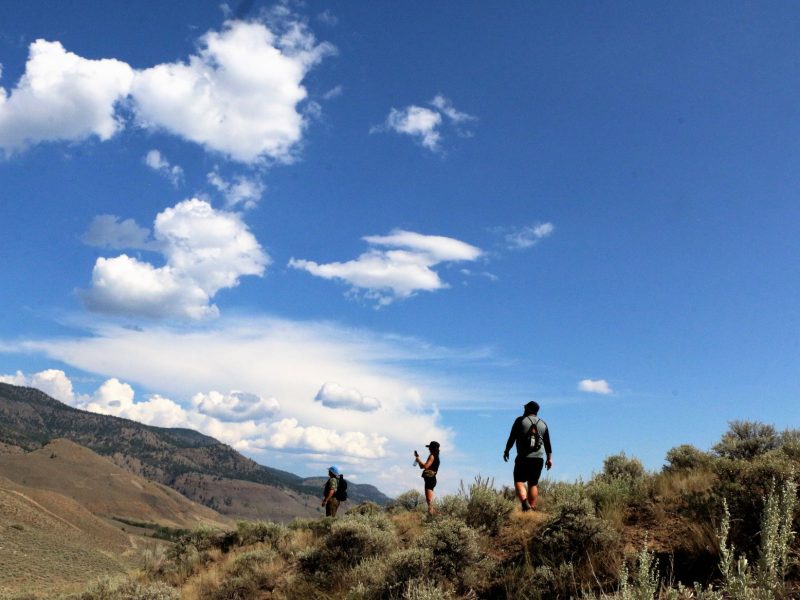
top-left (321, 465), bottom-right (341, 517)
top-left (503, 401), bottom-right (552, 511)
top-left (414, 441), bottom-right (440, 515)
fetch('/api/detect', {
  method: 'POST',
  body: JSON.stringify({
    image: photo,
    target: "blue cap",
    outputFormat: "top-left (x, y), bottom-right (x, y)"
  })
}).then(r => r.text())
top-left (329, 465), bottom-right (340, 476)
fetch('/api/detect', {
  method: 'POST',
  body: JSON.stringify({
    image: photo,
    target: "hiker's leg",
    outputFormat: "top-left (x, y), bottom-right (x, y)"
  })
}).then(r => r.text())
top-left (425, 488), bottom-right (435, 514)
top-left (528, 483), bottom-right (539, 509)
top-left (514, 481), bottom-right (528, 503)
top-left (527, 458), bottom-right (544, 510)
top-left (515, 481), bottom-right (531, 511)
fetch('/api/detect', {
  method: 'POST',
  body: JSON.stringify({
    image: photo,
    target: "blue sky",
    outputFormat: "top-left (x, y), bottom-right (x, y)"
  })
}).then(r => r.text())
top-left (1, 1), bottom-right (798, 495)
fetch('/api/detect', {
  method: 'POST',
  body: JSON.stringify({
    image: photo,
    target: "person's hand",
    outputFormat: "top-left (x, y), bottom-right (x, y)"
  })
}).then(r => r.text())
top-left (321, 499), bottom-right (327, 506)
top-left (503, 450), bottom-right (509, 462)
top-left (546, 458), bottom-right (553, 470)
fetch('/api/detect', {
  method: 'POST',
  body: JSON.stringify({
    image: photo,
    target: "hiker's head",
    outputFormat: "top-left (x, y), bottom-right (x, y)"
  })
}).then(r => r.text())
top-left (328, 465), bottom-right (340, 477)
top-left (523, 401), bottom-right (540, 415)
top-left (425, 441), bottom-right (440, 455)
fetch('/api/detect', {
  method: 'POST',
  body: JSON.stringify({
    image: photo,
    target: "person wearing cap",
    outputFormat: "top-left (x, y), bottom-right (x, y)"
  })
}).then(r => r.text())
top-left (322, 465), bottom-right (341, 517)
top-left (414, 441), bottom-right (440, 514)
top-left (503, 401), bottom-right (552, 511)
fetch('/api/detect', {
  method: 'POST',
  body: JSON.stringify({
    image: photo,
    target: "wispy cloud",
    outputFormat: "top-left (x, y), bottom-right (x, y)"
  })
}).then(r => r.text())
top-left (82, 215), bottom-right (159, 251)
top-left (207, 169), bottom-right (265, 209)
top-left (371, 95), bottom-right (476, 152)
top-left (144, 150), bottom-right (184, 187)
top-left (578, 379), bottom-right (613, 395)
top-left (316, 9), bottom-right (339, 27)
top-left (1, 316), bottom-right (475, 490)
top-left (289, 229), bottom-right (483, 306)
top-left (322, 85), bottom-right (343, 100)
top-left (503, 222), bottom-right (555, 250)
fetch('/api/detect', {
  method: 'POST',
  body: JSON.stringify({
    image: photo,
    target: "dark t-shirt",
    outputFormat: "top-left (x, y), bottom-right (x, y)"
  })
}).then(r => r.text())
top-left (507, 415), bottom-right (552, 459)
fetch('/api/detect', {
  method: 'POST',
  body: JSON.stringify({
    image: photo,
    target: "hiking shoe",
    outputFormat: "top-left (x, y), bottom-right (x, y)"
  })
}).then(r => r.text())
top-left (521, 500), bottom-right (532, 512)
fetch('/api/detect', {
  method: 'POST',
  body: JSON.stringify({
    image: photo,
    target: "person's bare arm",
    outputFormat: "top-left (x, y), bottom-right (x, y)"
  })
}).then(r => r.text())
top-left (416, 454), bottom-right (434, 469)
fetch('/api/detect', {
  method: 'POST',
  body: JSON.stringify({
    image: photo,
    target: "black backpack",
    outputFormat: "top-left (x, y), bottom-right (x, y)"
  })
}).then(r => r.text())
top-left (335, 475), bottom-right (348, 501)
top-left (525, 416), bottom-right (543, 453)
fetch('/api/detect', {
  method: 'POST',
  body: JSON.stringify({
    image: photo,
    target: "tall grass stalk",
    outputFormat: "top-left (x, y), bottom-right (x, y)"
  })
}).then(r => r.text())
top-left (618, 536), bottom-right (660, 600)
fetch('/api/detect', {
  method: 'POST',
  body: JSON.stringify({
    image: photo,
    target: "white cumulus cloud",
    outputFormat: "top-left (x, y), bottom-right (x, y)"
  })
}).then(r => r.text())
top-left (191, 390), bottom-right (280, 422)
top-left (0, 20), bottom-right (332, 163)
top-left (315, 382), bottom-right (380, 412)
top-left (81, 198), bottom-right (269, 319)
top-left (0, 40), bottom-right (134, 153)
top-left (578, 379), bottom-right (613, 395)
top-left (372, 95), bottom-right (476, 152)
top-left (131, 20), bottom-right (334, 163)
top-left (250, 418), bottom-right (387, 458)
top-left (289, 229), bottom-right (482, 305)
top-left (1, 367), bottom-right (393, 460)
top-left (0, 369), bottom-right (76, 404)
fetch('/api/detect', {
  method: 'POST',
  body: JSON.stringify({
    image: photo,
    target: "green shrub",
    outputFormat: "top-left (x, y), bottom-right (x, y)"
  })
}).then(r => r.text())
top-left (711, 452), bottom-right (796, 551)
top-left (346, 501), bottom-right (382, 516)
top-left (236, 521), bottom-right (289, 548)
top-left (299, 514), bottom-right (397, 574)
top-left (228, 548), bottom-right (276, 578)
top-left (587, 474), bottom-right (649, 525)
top-left (538, 479), bottom-right (588, 513)
top-left (715, 477), bottom-right (798, 600)
top-left (349, 547), bottom-right (436, 599)
top-left (200, 574), bottom-right (267, 600)
top-left (388, 490), bottom-right (426, 512)
top-left (382, 548), bottom-right (435, 597)
top-left (495, 558), bottom-right (579, 600)
top-left (288, 517), bottom-right (334, 535)
top-left (532, 498), bottom-right (621, 582)
top-left (435, 494), bottom-right (468, 520)
top-left (602, 452), bottom-right (646, 481)
top-left (664, 444), bottom-right (713, 472)
top-left (416, 517), bottom-right (480, 580)
top-left (180, 526), bottom-right (238, 553)
top-left (459, 476), bottom-right (515, 535)
top-left (713, 421), bottom-right (780, 460)
top-left (72, 578), bottom-right (178, 600)
top-left (401, 579), bottom-right (453, 600)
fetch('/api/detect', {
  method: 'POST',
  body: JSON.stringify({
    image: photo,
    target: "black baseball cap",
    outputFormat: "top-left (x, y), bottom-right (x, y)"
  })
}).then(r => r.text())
top-left (524, 401), bottom-right (540, 413)
top-left (425, 441), bottom-right (440, 449)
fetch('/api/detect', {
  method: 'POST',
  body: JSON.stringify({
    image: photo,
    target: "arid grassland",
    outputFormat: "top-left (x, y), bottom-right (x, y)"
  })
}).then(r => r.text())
top-left (2, 421), bottom-right (798, 600)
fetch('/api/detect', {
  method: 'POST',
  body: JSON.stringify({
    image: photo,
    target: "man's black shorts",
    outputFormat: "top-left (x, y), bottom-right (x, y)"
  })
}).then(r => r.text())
top-left (514, 457), bottom-right (544, 485)
top-left (424, 476), bottom-right (437, 491)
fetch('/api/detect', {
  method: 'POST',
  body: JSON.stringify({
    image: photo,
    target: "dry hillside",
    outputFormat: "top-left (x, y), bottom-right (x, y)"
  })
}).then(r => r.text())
top-left (173, 473), bottom-right (321, 522)
top-left (0, 439), bottom-right (232, 529)
top-left (0, 383), bottom-right (390, 522)
top-left (0, 475), bottom-right (130, 595)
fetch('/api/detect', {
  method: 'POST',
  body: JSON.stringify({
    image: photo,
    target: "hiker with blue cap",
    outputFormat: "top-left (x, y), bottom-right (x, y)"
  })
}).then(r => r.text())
top-left (322, 465), bottom-right (341, 517)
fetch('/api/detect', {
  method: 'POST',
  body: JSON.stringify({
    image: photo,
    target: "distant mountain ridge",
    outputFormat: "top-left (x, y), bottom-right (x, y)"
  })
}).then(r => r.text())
top-left (0, 383), bottom-right (389, 519)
